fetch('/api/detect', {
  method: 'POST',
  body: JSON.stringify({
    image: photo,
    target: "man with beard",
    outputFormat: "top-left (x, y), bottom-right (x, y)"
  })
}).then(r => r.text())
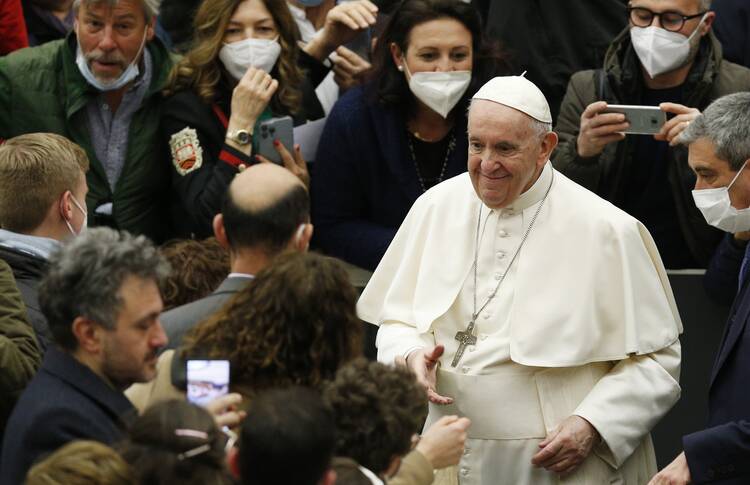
top-left (0, 228), bottom-right (170, 484)
top-left (0, 0), bottom-right (174, 242)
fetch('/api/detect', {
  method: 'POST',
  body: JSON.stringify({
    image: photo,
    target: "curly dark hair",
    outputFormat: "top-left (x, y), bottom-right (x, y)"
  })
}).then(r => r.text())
top-left (324, 358), bottom-right (428, 475)
top-left (368, 0), bottom-right (512, 118)
top-left (118, 400), bottom-right (233, 485)
top-left (159, 238), bottom-right (230, 310)
top-left (180, 252), bottom-right (363, 393)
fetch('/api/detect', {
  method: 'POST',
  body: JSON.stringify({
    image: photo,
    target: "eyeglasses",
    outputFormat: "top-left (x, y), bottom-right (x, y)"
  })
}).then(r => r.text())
top-left (628, 7), bottom-right (706, 32)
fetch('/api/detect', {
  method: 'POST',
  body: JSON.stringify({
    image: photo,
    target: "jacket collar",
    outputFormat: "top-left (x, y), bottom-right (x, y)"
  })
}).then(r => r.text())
top-left (42, 346), bottom-right (136, 421)
top-left (213, 276), bottom-right (252, 295)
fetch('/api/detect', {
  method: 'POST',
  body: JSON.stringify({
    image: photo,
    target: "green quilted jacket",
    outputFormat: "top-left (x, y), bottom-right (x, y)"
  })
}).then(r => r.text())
top-left (0, 35), bottom-right (174, 242)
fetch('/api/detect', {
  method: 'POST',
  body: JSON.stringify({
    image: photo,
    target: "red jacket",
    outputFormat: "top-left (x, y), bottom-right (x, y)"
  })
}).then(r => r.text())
top-left (0, 0), bottom-right (28, 55)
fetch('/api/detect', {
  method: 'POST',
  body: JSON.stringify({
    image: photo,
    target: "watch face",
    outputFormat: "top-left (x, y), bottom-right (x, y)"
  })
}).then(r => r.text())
top-left (237, 131), bottom-right (251, 144)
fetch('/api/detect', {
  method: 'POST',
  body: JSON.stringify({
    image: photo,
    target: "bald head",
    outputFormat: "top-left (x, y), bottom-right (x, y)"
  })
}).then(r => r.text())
top-left (221, 165), bottom-right (310, 254)
top-left (228, 164), bottom-right (305, 215)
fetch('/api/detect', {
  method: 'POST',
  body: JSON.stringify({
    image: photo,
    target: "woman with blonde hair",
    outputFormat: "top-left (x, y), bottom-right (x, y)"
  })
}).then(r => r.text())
top-left (162, 0), bottom-right (377, 238)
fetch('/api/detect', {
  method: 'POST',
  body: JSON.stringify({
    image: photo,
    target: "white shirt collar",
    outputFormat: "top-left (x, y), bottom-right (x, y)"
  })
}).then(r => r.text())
top-left (358, 466), bottom-right (385, 485)
top-left (489, 161), bottom-right (553, 215)
top-left (228, 272), bottom-right (254, 279)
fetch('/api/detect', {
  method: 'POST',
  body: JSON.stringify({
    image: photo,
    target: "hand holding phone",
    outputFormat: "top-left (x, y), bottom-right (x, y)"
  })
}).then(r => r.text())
top-left (601, 104), bottom-right (666, 135)
top-left (577, 101), bottom-right (631, 158)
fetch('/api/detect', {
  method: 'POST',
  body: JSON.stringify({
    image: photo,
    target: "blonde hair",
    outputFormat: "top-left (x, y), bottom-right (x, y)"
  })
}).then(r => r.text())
top-left (164, 0), bottom-right (304, 115)
top-left (0, 133), bottom-right (89, 233)
top-left (25, 440), bottom-right (135, 485)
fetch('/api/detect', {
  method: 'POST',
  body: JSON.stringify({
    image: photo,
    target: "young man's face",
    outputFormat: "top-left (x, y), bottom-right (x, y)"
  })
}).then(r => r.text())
top-left (100, 274), bottom-right (166, 388)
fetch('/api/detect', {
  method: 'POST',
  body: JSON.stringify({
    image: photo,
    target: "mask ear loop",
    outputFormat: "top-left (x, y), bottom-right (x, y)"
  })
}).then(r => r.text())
top-left (727, 160), bottom-right (749, 191)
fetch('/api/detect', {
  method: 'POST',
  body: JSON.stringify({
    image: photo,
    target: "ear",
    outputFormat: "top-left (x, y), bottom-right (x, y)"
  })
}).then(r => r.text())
top-left (383, 455), bottom-right (402, 479)
top-left (145, 16), bottom-right (156, 41)
top-left (59, 190), bottom-right (74, 223)
top-left (71, 316), bottom-right (104, 354)
top-left (538, 131), bottom-right (558, 166)
top-left (213, 213), bottom-right (230, 249)
top-left (319, 469), bottom-right (336, 485)
top-left (701, 11), bottom-right (715, 35)
top-left (297, 223), bottom-right (313, 252)
top-left (227, 447), bottom-right (241, 480)
top-left (390, 42), bottom-right (405, 72)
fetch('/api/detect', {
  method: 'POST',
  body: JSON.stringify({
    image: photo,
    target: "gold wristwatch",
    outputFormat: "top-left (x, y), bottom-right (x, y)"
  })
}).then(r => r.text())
top-left (226, 129), bottom-right (252, 145)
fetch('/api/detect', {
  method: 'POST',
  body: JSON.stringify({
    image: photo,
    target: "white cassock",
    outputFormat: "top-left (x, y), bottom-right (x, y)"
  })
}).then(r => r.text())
top-left (358, 162), bottom-right (682, 485)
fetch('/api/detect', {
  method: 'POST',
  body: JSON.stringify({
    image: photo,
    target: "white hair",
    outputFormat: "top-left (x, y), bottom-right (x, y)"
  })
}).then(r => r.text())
top-left (73, 0), bottom-right (159, 21)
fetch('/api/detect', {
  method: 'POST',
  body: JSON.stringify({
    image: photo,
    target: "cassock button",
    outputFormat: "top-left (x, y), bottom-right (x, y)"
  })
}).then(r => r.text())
top-left (469, 346), bottom-right (476, 352)
top-left (494, 273), bottom-right (502, 281)
top-left (461, 468), bottom-right (469, 476)
top-left (497, 251), bottom-right (506, 259)
top-left (483, 313), bottom-right (491, 320)
top-left (498, 229), bottom-right (509, 237)
top-left (481, 334), bottom-right (488, 341)
top-left (461, 366), bottom-right (470, 374)
top-left (464, 447), bottom-right (471, 456)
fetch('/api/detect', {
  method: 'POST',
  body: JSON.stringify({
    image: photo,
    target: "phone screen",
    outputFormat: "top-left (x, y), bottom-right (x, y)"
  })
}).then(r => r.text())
top-left (186, 360), bottom-right (230, 406)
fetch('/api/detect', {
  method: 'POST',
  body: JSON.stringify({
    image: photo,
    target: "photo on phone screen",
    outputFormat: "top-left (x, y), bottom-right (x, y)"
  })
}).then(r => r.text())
top-left (186, 360), bottom-right (230, 406)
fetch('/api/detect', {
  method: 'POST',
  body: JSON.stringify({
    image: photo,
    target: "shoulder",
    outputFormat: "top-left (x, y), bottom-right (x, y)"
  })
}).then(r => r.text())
top-left (327, 85), bottom-right (380, 126)
top-left (554, 171), bottom-right (640, 231)
top-left (162, 89), bottom-right (213, 118)
top-left (0, 39), bottom-right (65, 72)
top-left (714, 59), bottom-right (750, 92)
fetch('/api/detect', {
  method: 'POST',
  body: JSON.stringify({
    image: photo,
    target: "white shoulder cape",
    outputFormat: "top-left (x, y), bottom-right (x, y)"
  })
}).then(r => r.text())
top-left (357, 168), bottom-right (682, 367)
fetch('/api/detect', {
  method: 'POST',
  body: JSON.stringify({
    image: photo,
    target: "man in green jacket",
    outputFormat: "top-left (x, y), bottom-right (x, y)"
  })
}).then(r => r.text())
top-left (0, 0), bottom-right (173, 242)
top-left (552, 0), bottom-right (750, 269)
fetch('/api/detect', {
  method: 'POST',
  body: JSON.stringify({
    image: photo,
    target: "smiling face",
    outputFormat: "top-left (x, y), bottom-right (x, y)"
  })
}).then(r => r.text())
top-left (75, 0), bottom-right (154, 85)
top-left (467, 100), bottom-right (557, 209)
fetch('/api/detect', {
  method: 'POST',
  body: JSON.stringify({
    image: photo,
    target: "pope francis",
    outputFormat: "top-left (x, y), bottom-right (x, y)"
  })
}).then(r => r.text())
top-left (357, 76), bottom-right (682, 484)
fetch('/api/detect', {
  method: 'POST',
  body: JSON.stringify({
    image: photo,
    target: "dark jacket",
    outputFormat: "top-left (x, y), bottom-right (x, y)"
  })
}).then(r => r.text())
top-left (712, 0), bottom-right (750, 68)
top-left (162, 53), bottom-right (327, 238)
top-left (0, 346), bottom-right (136, 484)
top-left (161, 276), bottom-right (251, 351)
top-left (21, 0), bottom-right (69, 47)
top-left (474, 0), bottom-right (628, 122)
top-left (704, 234), bottom-right (746, 306)
top-left (682, 263), bottom-right (750, 484)
top-left (0, 259), bottom-right (40, 442)
top-left (0, 245), bottom-right (50, 352)
top-left (0, 35), bottom-right (175, 242)
top-left (552, 29), bottom-right (750, 268)
top-left (310, 86), bottom-right (469, 271)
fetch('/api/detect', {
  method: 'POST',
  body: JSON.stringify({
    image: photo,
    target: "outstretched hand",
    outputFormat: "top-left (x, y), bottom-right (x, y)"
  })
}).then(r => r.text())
top-left (404, 345), bottom-right (453, 405)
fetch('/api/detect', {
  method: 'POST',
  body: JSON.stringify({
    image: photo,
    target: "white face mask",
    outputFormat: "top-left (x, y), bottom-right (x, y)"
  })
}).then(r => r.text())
top-left (75, 27), bottom-right (148, 91)
top-left (402, 61), bottom-right (472, 118)
top-left (64, 194), bottom-right (88, 237)
top-left (692, 160), bottom-right (750, 233)
top-left (219, 37), bottom-right (282, 80)
top-left (630, 13), bottom-right (707, 79)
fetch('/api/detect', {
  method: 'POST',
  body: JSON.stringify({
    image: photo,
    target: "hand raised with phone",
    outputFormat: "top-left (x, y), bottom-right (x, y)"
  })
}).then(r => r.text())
top-left (229, 67), bottom-right (278, 133)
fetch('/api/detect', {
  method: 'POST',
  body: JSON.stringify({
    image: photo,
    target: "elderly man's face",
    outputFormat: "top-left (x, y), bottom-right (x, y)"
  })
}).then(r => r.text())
top-left (100, 274), bottom-right (166, 388)
top-left (688, 137), bottom-right (750, 209)
top-left (467, 100), bottom-right (556, 209)
top-left (76, 0), bottom-right (154, 85)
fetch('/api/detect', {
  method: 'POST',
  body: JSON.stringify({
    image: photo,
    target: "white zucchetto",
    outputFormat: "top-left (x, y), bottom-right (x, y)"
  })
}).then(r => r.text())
top-left (472, 75), bottom-right (552, 123)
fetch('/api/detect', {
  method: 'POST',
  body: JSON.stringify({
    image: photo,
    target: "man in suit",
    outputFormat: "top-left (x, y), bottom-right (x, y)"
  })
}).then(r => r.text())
top-left (651, 92), bottom-right (750, 484)
top-left (0, 228), bottom-right (169, 484)
top-left (161, 163), bottom-right (312, 350)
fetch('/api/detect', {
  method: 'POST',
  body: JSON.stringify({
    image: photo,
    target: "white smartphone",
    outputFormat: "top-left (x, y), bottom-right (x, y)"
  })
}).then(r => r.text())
top-left (186, 359), bottom-right (230, 406)
top-left (602, 104), bottom-right (667, 135)
top-left (257, 116), bottom-right (294, 165)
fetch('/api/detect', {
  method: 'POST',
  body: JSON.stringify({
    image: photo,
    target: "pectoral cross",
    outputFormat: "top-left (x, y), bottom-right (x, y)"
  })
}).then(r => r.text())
top-left (451, 319), bottom-right (477, 367)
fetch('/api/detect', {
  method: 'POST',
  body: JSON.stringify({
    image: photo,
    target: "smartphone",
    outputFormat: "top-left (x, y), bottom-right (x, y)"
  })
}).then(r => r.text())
top-left (602, 104), bottom-right (666, 135)
top-left (257, 116), bottom-right (294, 165)
top-left (186, 359), bottom-right (230, 406)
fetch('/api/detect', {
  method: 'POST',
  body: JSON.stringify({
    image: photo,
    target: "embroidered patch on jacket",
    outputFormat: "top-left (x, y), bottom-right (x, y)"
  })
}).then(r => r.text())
top-left (170, 127), bottom-right (203, 176)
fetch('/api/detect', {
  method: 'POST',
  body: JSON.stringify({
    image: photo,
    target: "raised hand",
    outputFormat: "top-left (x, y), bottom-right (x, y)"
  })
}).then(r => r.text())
top-left (576, 101), bottom-right (629, 158)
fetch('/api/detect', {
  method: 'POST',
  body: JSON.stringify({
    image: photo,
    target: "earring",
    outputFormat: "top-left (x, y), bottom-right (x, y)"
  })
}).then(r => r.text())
top-left (398, 65), bottom-right (404, 71)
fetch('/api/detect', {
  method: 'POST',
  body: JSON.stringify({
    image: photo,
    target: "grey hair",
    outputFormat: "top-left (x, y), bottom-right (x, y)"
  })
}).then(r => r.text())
top-left (72, 0), bottom-right (159, 22)
top-left (699, 0), bottom-right (712, 10)
top-left (678, 92), bottom-right (750, 170)
top-left (38, 228), bottom-right (170, 351)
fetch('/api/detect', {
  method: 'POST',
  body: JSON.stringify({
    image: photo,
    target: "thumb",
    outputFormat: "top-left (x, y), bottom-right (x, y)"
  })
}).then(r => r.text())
top-left (426, 345), bottom-right (445, 363)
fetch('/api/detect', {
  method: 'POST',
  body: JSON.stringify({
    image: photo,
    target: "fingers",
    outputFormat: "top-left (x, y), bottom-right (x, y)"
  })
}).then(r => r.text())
top-left (531, 436), bottom-right (563, 466)
top-left (581, 101), bottom-right (609, 119)
top-left (254, 154), bottom-right (273, 164)
top-left (538, 426), bottom-right (559, 448)
top-left (659, 102), bottom-right (696, 115)
top-left (427, 388), bottom-right (454, 405)
top-left (214, 409), bottom-right (247, 428)
top-left (425, 344), bottom-right (445, 364)
top-left (204, 392), bottom-right (242, 414)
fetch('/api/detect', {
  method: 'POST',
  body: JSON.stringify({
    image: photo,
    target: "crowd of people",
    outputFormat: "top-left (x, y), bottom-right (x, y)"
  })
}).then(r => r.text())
top-left (2, 0), bottom-right (750, 483)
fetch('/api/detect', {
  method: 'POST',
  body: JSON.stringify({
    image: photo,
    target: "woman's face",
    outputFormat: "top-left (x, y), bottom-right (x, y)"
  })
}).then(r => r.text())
top-left (223, 0), bottom-right (279, 44)
top-left (391, 17), bottom-right (474, 76)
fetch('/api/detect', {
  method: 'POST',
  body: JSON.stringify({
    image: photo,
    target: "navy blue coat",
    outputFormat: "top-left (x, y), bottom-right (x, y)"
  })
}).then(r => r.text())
top-left (310, 86), bottom-right (468, 271)
top-left (683, 254), bottom-right (750, 484)
top-left (0, 347), bottom-right (136, 484)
